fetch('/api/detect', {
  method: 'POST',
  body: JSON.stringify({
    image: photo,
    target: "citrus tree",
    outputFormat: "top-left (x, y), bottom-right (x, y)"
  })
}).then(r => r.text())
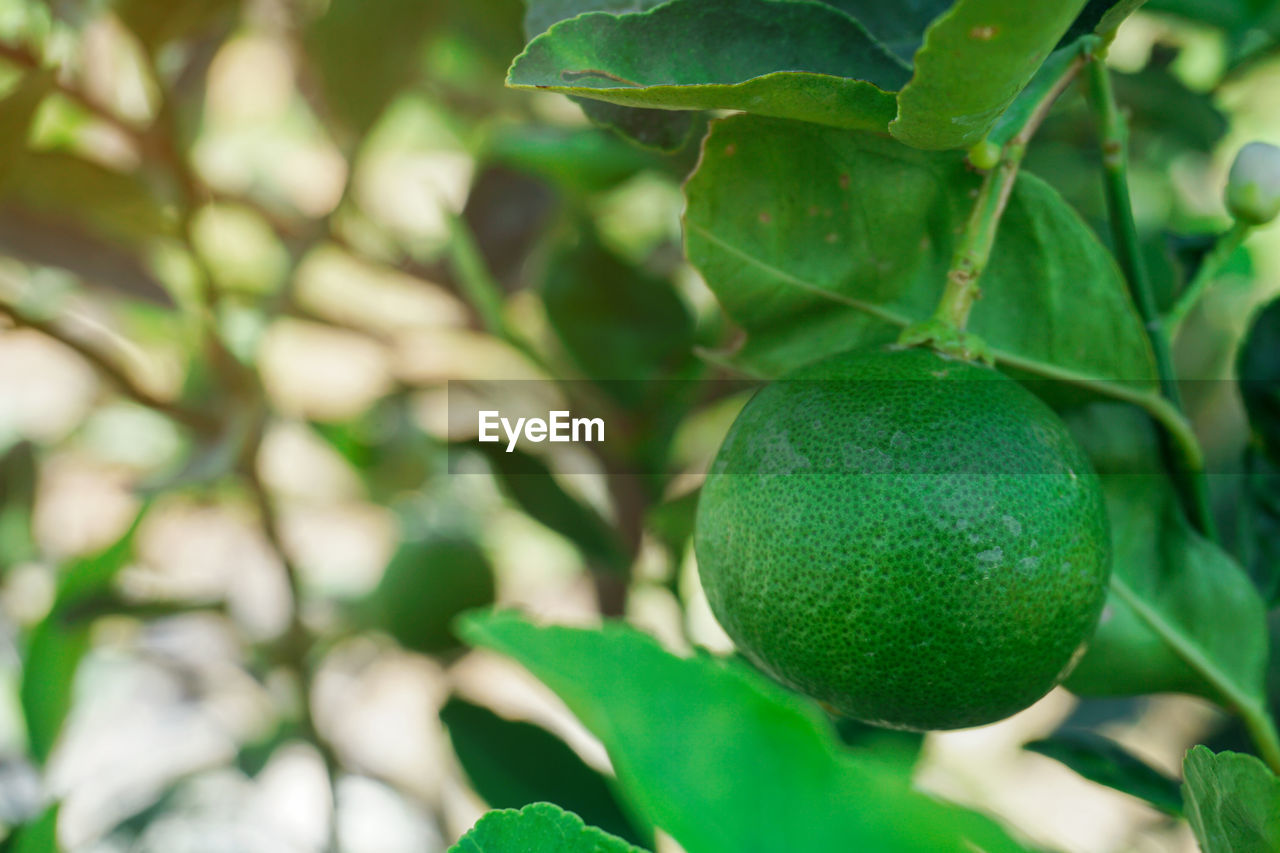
top-left (1, 0), bottom-right (1280, 851)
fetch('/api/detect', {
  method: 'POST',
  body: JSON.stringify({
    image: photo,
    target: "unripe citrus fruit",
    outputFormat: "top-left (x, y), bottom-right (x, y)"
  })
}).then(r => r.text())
top-left (695, 346), bottom-right (1110, 730)
top-left (364, 535), bottom-right (496, 656)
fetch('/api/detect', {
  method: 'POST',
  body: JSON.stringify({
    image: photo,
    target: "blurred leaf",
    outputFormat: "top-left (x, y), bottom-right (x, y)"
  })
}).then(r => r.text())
top-left (890, 0), bottom-right (1088, 149)
top-left (459, 613), bottom-right (1030, 853)
top-left (473, 443), bottom-right (629, 572)
top-left (644, 487), bottom-right (698, 560)
top-left (21, 506), bottom-right (147, 765)
top-left (1060, 0), bottom-right (1150, 43)
top-left (684, 115), bottom-right (1156, 386)
top-left (3, 152), bottom-right (172, 243)
top-left (462, 165), bottom-right (559, 292)
top-left (1147, 0), bottom-right (1280, 35)
top-left (114, 0), bottom-right (239, 53)
top-left (543, 227), bottom-right (693, 399)
top-left (1183, 745), bottom-right (1280, 853)
top-left (1237, 450), bottom-right (1280, 605)
top-left (0, 208), bottom-right (170, 304)
top-left (1237, 298), bottom-right (1280, 602)
top-left (1066, 475), bottom-right (1269, 709)
top-left (509, 0), bottom-right (909, 133)
top-left (360, 535), bottom-right (496, 656)
top-left (449, 803), bottom-right (646, 853)
top-left (0, 441), bottom-right (38, 572)
top-left (52, 505), bottom-right (148, 609)
top-left (1025, 730), bottom-right (1183, 815)
top-left (575, 101), bottom-right (696, 153)
top-left (1239, 296), bottom-right (1280, 462)
top-left (235, 721), bottom-right (304, 778)
top-left (487, 126), bottom-right (661, 195)
top-left (0, 70), bottom-right (53, 188)
top-left (20, 619), bottom-right (89, 766)
top-left (0, 151), bottom-right (174, 303)
top-left (1, 804), bottom-right (59, 853)
top-left (440, 697), bottom-right (649, 847)
top-left (305, 0), bottom-right (442, 137)
top-left (830, 716), bottom-right (924, 781)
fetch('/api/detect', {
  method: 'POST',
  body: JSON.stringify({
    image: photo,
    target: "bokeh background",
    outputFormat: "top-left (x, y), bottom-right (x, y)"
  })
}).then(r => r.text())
top-left (0, 1), bottom-right (1278, 851)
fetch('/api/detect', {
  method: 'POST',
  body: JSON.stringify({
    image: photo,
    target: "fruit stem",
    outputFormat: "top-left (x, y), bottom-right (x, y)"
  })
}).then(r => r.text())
top-left (1162, 220), bottom-right (1252, 338)
top-left (933, 52), bottom-right (1086, 333)
top-left (1085, 54), bottom-right (1220, 543)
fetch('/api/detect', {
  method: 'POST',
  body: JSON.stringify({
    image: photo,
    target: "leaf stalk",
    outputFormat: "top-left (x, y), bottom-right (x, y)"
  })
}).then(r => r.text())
top-left (1085, 54), bottom-right (1219, 543)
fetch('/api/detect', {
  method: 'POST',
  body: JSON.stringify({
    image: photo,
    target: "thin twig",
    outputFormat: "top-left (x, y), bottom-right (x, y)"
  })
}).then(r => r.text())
top-left (0, 302), bottom-right (216, 430)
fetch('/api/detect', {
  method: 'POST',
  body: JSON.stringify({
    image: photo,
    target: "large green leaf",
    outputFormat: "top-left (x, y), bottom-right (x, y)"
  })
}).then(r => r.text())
top-left (1183, 746), bottom-right (1280, 853)
top-left (440, 697), bottom-right (649, 847)
top-left (891, 0), bottom-right (1089, 149)
top-left (449, 803), bottom-right (646, 853)
top-left (684, 115), bottom-right (1156, 386)
top-left (1024, 730), bottom-right (1182, 815)
top-left (459, 613), bottom-right (1029, 853)
top-left (1065, 475), bottom-right (1269, 711)
top-left (508, 0), bottom-right (909, 133)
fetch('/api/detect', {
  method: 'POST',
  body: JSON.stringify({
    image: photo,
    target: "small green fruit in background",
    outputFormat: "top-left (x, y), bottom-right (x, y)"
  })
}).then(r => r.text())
top-left (362, 535), bottom-right (497, 656)
top-left (1226, 141), bottom-right (1280, 226)
top-left (694, 347), bottom-right (1111, 731)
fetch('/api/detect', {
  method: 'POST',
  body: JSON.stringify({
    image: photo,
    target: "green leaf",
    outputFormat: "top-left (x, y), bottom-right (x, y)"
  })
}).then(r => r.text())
top-left (817, 0), bottom-right (952, 64)
top-left (0, 441), bottom-right (38, 571)
top-left (114, 0), bottom-right (239, 53)
top-left (1065, 475), bottom-right (1269, 711)
top-left (458, 613), bottom-right (1030, 853)
top-left (1239, 296), bottom-right (1280, 462)
top-left (1183, 745), bottom-right (1280, 853)
top-left (508, 0), bottom-right (910, 133)
top-left (20, 506), bottom-right (147, 765)
top-left (440, 697), bottom-right (649, 847)
top-left (1061, 0), bottom-right (1150, 43)
top-left (449, 803), bottom-right (646, 853)
top-left (684, 115), bottom-right (1156, 387)
top-left (471, 444), bottom-right (629, 572)
top-left (0, 71), bottom-right (53, 189)
top-left (1237, 450), bottom-right (1280, 605)
top-left (0, 151), bottom-right (175, 303)
top-left (3, 804), bottom-right (59, 853)
top-left (20, 618), bottom-right (90, 766)
top-left (305, 0), bottom-right (441, 137)
top-left (542, 228), bottom-right (693, 395)
top-left (487, 126), bottom-right (665, 195)
top-left (523, 0), bottom-right (667, 39)
top-left (1024, 730), bottom-right (1183, 815)
top-left (890, 0), bottom-right (1090, 149)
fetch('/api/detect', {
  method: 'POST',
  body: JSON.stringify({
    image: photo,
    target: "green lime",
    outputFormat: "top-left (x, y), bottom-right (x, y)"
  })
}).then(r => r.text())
top-left (366, 535), bottom-right (497, 656)
top-left (695, 346), bottom-right (1110, 730)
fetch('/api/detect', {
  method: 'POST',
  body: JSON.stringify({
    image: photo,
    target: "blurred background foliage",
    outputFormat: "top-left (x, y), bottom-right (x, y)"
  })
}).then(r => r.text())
top-left (0, 0), bottom-right (1274, 851)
